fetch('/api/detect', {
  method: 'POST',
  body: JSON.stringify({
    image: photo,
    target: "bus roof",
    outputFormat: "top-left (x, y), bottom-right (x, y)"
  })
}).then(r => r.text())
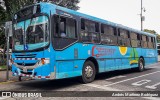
top-left (41, 2), bottom-right (156, 37)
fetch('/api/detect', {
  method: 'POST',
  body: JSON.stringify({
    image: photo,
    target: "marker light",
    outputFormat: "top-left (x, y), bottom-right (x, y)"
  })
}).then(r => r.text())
top-left (41, 58), bottom-right (45, 65)
top-left (38, 58), bottom-right (50, 66)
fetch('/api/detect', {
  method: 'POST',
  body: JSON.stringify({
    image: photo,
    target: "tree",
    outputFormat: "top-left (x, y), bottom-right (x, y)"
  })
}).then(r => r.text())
top-left (157, 35), bottom-right (160, 43)
top-left (51, 0), bottom-right (80, 10)
top-left (144, 29), bottom-right (160, 43)
top-left (144, 29), bottom-right (156, 34)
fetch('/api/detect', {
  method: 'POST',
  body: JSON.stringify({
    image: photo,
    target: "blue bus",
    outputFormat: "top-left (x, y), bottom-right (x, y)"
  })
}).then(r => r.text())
top-left (10, 2), bottom-right (158, 83)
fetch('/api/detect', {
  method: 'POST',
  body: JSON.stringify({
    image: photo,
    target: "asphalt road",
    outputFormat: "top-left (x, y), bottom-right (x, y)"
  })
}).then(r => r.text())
top-left (0, 62), bottom-right (160, 100)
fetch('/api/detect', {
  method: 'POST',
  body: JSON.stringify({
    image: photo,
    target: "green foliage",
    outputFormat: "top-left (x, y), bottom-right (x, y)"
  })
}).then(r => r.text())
top-left (157, 35), bottom-right (160, 43)
top-left (51, 0), bottom-right (80, 10)
top-left (144, 29), bottom-right (160, 43)
top-left (144, 29), bottom-right (156, 34)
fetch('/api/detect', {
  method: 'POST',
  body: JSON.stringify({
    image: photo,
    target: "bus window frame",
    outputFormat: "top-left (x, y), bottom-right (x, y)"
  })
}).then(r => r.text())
top-left (117, 28), bottom-right (131, 47)
top-left (130, 32), bottom-right (142, 48)
top-left (100, 23), bottom-right (118, 46)
top-left (52, 15), bottom-right (78, 40)
top-left (141, 35), bottom-right (148, 48)
top-left (51, 14), bottom-right (79, 50)
top-left (80, 18), bottom-right (101, 44)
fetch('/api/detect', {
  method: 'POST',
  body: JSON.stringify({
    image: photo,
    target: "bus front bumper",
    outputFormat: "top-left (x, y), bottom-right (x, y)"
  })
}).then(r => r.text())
top-left (11, 60), bottom-right (56, 80)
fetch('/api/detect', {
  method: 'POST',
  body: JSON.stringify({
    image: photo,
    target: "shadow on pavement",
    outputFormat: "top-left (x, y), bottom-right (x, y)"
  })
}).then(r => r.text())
top-left (14, 68), bottom-right (153, 90)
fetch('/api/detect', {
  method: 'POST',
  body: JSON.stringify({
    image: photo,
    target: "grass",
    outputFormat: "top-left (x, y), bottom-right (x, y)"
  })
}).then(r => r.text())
top-left (0, 65), bottom-right (6, 70)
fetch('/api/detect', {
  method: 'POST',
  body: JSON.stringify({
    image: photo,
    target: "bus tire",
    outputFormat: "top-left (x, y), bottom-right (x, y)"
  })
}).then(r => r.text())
top-left (137, 58), bottom-right (145, 72)
top-left (81, 61), bottom-right (96, 84)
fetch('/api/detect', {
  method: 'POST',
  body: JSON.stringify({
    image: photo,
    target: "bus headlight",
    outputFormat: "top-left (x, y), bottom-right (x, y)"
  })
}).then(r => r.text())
top-left (38, 58), bottom-right (50, 66)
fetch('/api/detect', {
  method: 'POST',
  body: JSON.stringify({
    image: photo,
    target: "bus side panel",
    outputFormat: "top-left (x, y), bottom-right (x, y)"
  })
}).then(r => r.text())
top-left (130, 47), bottom-right (142, 68)
top-left (97, 59), bottom-right (105, 72)
top-left (55, 44), bottom-right (86, 79)
top-left (73, 60), bottom-right (85, 76)
top-left (113, 46), bottom-right (132, 70)
top-left (105, 59), bottom-right (115, 71)
top-left (56, 60), bottom-right (84, 79)
top-left (144, 49), bottom-right (157, 66)
top-left (57, 61), bottom-right (74, 79)
top-left (91, 45), bottom-right (115, 72)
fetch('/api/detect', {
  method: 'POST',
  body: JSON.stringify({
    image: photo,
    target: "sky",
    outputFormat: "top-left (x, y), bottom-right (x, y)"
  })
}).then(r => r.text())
top-left (78, 0), bottom-right (160, 34)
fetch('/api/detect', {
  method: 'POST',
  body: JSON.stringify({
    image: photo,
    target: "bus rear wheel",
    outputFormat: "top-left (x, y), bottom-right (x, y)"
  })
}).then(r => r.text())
top-left (81, 61), bottom-right (96, 84)
top-left (137, 58), bottom-right (145, 72)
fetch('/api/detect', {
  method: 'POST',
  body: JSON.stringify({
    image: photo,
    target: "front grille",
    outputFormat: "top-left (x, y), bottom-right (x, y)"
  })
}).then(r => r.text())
top-left (21, 71), bottom-right (32, 75)
top-left (20, 71), bottom-right (37, 76)
top-left (17, 63), bottom-right (35, 66)
top-left (15, 54), bottom-right (36, 58)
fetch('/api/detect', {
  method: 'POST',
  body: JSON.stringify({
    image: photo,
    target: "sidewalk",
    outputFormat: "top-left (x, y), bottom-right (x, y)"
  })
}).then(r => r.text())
top-left (0, 70), bottom-right (18, 82)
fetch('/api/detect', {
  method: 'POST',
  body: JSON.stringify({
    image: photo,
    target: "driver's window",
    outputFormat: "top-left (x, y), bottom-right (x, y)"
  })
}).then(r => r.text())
top-left (53, 15), bottom-right (77, 39)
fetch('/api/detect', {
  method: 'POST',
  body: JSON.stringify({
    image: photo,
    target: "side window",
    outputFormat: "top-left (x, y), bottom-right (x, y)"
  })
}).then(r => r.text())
top-left (141, 35), bottom-right (148, 48)
top-left (152, 37), bottom-right (156, 48)
top-left (148, 37), bottom-right (152, 48)
top-left (101, 24), bottom-right (117, 45)
top-left (148, 37), bottom-right (155, 49)
top-left (66, 18), bottom-right (77, 38)
top-left (80, 18), bottom-right (100, 43)
top-left (54, 16), bottom-right (77, 39)
top-left (130, 32), bottom-right (141, 47)
top-left (52, 15), bottom-right (78, 50)
top-left (118, 29), bottom-right (130, 46)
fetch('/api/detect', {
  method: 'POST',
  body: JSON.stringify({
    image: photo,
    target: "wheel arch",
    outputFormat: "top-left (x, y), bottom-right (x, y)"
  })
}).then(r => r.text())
top-left (85, 57), bottom-right (99, 74)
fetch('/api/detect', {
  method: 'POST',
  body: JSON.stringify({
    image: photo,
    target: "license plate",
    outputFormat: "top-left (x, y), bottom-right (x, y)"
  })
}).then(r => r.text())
top-left (23, 67), bottom-right (27, 73)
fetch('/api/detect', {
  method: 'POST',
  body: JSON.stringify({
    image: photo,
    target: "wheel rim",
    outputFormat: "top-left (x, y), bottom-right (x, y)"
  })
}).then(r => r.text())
top-left (140, 60), bottom-right (144, 70)
top-left (85, 65), bottom-right (93, 78)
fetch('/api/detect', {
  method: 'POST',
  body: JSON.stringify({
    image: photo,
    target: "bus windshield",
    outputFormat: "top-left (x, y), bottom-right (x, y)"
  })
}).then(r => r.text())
top-left (13, 15), bottom-right (49, 51)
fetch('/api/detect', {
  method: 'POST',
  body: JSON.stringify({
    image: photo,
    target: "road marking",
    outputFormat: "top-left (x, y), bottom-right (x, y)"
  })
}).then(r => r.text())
top-left (131, 79), bottom-right (151, 86)
top-left (105, 75), bottom-right (126, 81)
top-left (84, 83), bottom-right (120, 91)
top-left (104, 71), bottom-right (160, 87)
top-left (84, 83), bottom-right (160, 100)
top-left (145, 82), bottom-right (160, 90)
top-left (0, 97), bottom-right (10, 100)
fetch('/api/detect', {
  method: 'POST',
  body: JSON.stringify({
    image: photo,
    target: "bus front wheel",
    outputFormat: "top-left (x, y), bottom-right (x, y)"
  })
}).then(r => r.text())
top-left (81, 61), bottom-right (96, 84)
top-left (137, 58), bottom-right (145, 72)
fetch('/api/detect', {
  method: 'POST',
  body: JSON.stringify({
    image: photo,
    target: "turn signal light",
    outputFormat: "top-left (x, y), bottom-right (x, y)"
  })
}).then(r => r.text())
top-left (41, 58), bottom-right (45, 65)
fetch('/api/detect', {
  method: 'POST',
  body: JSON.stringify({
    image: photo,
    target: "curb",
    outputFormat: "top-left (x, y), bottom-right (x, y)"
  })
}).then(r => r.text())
top-left (0, 69), bottom-right (7, 71)
top-left (0, 69), bottom-right (11, 71)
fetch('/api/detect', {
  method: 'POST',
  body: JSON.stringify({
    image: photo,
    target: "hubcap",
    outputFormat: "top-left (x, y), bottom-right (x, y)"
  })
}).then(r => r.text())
top-left (140, 61), bottom-right (143, 70)
top-left (85, 65), bottom-right (93, 78)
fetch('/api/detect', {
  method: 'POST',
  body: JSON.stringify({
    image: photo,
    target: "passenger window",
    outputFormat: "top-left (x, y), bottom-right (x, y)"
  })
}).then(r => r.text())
top-left (148, 37), bottom-right (155, 49)
top-left (101, 24), bottom-right (117, 45)
top-left (130, 32), bottom-right (141, 47)
top-left (80, 18), bottom-right (100, 43)
top-left (52, 15), bottom-right (78, 50)
top-left (141, 35), bottom-right (148, 48)
top-left (118, 29), bottom-right (130, 47)
top-left (54, 16), bottom-right (77, 39)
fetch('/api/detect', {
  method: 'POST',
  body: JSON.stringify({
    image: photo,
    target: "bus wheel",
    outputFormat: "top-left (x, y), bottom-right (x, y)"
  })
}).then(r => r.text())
top-left (137, 58), bottom-right (144, 72)
top-left (81, 61), bottom-right (96, 84)
top-left (18, 76), bottom-right (22, 81)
